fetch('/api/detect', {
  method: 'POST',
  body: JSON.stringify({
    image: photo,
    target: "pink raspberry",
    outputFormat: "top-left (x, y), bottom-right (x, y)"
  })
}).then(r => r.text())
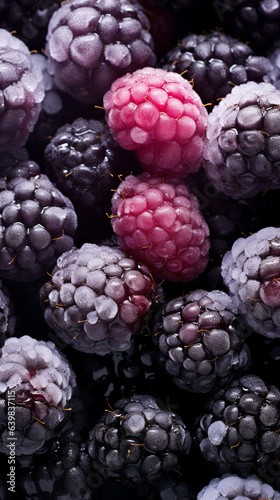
top-left (111, 172), bottom-right (210, 282)
top-left (104, 67), bottom-right (208, 178)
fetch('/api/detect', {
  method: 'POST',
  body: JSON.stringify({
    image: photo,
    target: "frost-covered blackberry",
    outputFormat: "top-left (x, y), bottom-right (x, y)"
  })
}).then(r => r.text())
top-left (203, 81), bottom-right (280, 199)
top-left (196, 374), bottom-right (280, 476)
top-left (197, 475), bottom-right (280, 500)
top-left (40, 243), bottom-right (157, 355)
top-left (88, 394), bottom-right (192, 486)
top-left (222, 227), bottom-right (280, 339)
top-left (46, 0), bottom-right (156, 105)
top-left (0, 336), bottom-right (76, 456)
top-left (0, 29), bottom-right (44, 153)
top-left (44, 117), bottom-right (138, 239)
top-left (153, 289), bottom-right (250, 393)
top-left (0, 168), bottom-right (77, 281)
top-left (161, 32), bottom-right (270, 105)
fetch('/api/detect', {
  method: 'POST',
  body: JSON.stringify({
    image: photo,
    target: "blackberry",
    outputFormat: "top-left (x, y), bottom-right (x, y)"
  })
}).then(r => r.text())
top-left (40, 243), bottom-right (157, 355)
top-left (222, 227), bottom-right (280, 339)
top-left (87, 393), bottom-right (191, 486)
top-left (0, 168), bottom-right (77, 281)
top-left (196, 374), bottom-right (280, 476)
top-left (46, 0), bottom-right (156, 105)
top-left (111, 173), bottom-right (210, 282)
top-left (104, 67), bottom-right (208, 178)
top-left (0, 335), bottom-right (76, 456)
top-left (198, 474), bottom-right (280, 500)
top-left (152, 289), bottom-right (250, 393)
top-left (214, 0), bottom-right (280, 53)
top-left (203, 81), bottom-right (280, 199)
top-left (44, 117), bottom-right (139, 241)
top-left (16, 426), bottom-right (99, 499)
top-left (0, 29), bottom-right (45, 153)
top-left (161, 31), bottom-right (270, 106)
top-left (0, 0), bottom-right (60, 51)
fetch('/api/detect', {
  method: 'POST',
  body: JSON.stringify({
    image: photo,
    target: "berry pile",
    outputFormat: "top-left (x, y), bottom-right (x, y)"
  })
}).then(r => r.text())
top-left (1, 1), bottom-right (280, 499)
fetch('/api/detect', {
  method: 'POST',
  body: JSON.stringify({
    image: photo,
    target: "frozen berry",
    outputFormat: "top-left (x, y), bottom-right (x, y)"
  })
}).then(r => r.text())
top-left (203, 81), bottom-right (280, 199)
top-left (88, 393), bottom-right (191, 486)
top-left (44, 117), bottom-right (139, 241)
top-left (153, 289), bottom-right (250, 393)
top-left (161, 31), bottom-right (270, 106)
top-left (40, 243), bottom-right (157, 355)
top-left (104, 67), bottom-right (208, 177)
top-left (196, 374), bottom-right (280, 476)
top-left (111, 172), bottom-right (210, 282)
top-left (0, 168), bottom-right (77, 281)
top-left (46, 0), bottom-right (156, 105)
top-left (221, 227), bottom-right (280, 340)
top-left (0, 29), bottom-right (44, 152)
top-left (197, 474), bottom-right (280, 500)
top-left (0, 335), bottom-right (76, 455)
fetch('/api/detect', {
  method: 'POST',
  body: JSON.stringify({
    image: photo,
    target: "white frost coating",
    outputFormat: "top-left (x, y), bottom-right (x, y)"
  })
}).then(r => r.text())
top-left (94, 295), bottom-right (118, 321)
top-left (198, 485), bottom-right (220, 500)
top-left (0, 336), bottom-right (76, 405)
top-left (217, 475), bottom-right (244, 497)
top-left (208, 420), bottom-right (227, 445)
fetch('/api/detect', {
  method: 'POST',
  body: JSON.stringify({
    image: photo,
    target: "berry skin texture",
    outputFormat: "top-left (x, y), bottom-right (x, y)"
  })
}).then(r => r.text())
top-left (152, 289), bottom-right (251, 393)
top-left (46, 0), bottom-right (156, 105)
top-left (203, 81), bottom-right (280, 199)
top-left (196, 374), bottom-right (280, 476)
top-left (40, 243), bottom-right (157, 355)
top-left (0, 335), bottom-right (76, 456)
top-left (0, 29), bottom-right (45, 153)
top-left (221, 227), bottom-right (280, 340)
top-left (104, 67), bottom-right (208, 178)
top-left (111, 172), bottom-right (210, 282)
top-left (87, 394), bottom-right (192, 487)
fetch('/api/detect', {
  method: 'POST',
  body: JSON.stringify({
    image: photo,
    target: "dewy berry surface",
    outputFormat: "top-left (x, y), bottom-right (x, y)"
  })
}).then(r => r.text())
top-left (111, 172), bottom-right (210, 282)
top-left (104, 67), bottom-right (208, 177)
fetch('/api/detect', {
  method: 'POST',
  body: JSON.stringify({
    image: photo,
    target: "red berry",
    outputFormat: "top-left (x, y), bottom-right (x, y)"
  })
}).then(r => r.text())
top-left (104, 67), bottom-right (208, 178)
top-left (111, 172), bottom-right (210, 282)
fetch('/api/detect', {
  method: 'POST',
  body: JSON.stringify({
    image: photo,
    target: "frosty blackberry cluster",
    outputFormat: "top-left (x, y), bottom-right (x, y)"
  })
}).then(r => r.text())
top-left (0, 168), bottom-right (77, 281)
top-left (196, 374), bottom-right (280, 476)
top-left (40, 243), bottom-right (157, 355)
top-left (161, 31), bottom-right (269, 105)
top-left (0, 336), bottom-right (76, 456)
top-left (221, 227), bottom-right (280, 340)
top-left (153, 289), bottom-right (250, 393)
top-left (46, 0), bottom-right (156, 105)
top-left (0, 29), bottom-right (44, 152)
top-left (88, 394), bottom-right (191, 486)
top-left (203, 81), bottom-right (280, 199)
